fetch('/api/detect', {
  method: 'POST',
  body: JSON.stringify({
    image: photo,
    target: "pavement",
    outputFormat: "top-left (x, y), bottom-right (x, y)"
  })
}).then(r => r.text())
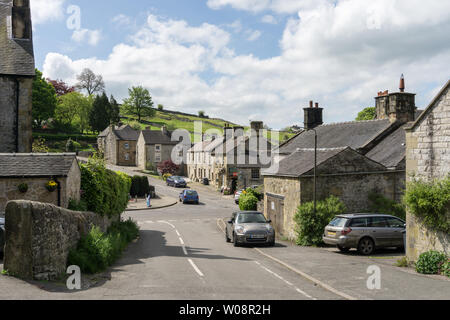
top-left (126, 195), bottom-right (178, 211)
top-left (0, 160), bottom-right (448, 300)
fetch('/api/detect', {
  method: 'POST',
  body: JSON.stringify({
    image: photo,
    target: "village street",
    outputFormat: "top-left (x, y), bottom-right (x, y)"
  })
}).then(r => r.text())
top-left (0, 169), bottom-right (448, 300)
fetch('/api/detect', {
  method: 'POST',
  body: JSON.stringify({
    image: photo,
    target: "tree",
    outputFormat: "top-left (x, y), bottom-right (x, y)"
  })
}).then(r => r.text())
top-left (157, 104), bottom-right (164, 111)
top-left (157, 160), bottom-right (180, 175)
top-left (55, 92), bottom-right (93, 133)
top-left (109, 95), bottom-right (121, 125)
top-left (47, 79), bottom-right (75, 96)
top-left (32, 69), bottom-right (57, 128)
top-left (75, 68), bottom-right (105, 95)
top-left (356, 107), bottom-right (376, 121)
top-left (89, 92), bottom-right (111, 133)
top-left (122, 86), bottom-right (155, 122)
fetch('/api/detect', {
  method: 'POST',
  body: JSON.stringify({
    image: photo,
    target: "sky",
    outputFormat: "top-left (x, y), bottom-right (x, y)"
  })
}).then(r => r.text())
top-left (31, 0), bottom-right (450, 129)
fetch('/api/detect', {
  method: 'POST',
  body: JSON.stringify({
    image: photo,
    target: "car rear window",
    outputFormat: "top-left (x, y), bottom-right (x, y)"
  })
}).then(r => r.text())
top-left (368, 217), bottom-right (388, 227)
top-left (186, 190), bottom-right (197, 195)
top-left (329, 217), bottom-right (348, 227)
top-left (350, 217), bottom-right (370, 227)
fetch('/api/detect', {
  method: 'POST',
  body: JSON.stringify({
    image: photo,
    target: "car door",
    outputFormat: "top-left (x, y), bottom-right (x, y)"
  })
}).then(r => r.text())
top-left (385, 217), bottom-right (406, 247)
top-left (367, 216), bottom-right (390, 247)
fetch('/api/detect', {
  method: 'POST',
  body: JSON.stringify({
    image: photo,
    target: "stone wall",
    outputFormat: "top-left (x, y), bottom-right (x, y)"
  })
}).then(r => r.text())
top-left (117, 140), bottom-right (137, 166)
top-left (3, 200), bottom-right (117, 280)
top-left (0, 76), bottom-right (32, 153)
top-left (405, 83), bottom-right (450, 262)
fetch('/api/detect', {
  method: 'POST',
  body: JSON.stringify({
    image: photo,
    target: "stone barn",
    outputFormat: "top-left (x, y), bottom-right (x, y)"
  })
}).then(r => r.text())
top-left (0, 153), bottom-right (81, 213)
top-left (0, 0), bottom-right (34, 153)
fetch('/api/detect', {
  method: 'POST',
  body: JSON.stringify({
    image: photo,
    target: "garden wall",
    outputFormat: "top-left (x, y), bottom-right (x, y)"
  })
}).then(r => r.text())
top-left (3, 200), bottom-right (118, 281)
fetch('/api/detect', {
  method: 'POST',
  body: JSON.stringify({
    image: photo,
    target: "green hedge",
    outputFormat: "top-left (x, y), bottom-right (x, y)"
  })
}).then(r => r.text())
top-left (294, 196), bottom-right (347, 246)
top-left (239, 192), bottom-right (258, 211)
top-left (80, 157), bottom-right (131, 217)
top-left (130, 176), bottom-right (151, 198)
top-left (368, 192), bottom-right (406, 220)
top-left (67, 219), bottom-right (139, 274)
top-left (404, 176), bottom-right (450, 233)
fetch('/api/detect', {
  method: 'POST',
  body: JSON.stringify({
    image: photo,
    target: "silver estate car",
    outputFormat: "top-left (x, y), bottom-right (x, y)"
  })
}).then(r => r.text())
top-left (226, 211), bottom-right (275, 247)
top-left (323, 214), bottom-right (406, 255)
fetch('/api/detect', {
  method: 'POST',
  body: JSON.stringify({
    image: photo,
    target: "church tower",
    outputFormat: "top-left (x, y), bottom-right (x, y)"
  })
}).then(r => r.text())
top-left (0, 0), bottom-right (34, 153)
top-left (375, 75), bottom-right (416, 124)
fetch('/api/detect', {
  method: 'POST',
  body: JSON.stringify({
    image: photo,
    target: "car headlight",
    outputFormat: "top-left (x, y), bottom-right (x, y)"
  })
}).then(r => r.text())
top-left (235, 226), bottom-right (246, 235)
top-left (266, 225), bottom-right (274, 233)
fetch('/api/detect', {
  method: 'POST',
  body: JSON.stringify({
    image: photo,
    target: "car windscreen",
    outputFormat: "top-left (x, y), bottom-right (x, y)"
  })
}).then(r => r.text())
top-left (185, 190), bottom-right (197, 196)
top-left (237, 213), bottom-right (267, 224)
top-left (329, 217), bottom-right (348, 227)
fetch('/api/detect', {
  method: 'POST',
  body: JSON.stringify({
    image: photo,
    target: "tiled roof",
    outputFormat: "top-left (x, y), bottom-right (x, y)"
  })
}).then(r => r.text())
top-left (98, 125), bottom-right (140, 141)
top-left (0, 153), bottom-right (77, 177)
top-left (141, 130), bottom-right (178, 145)
top-left (262, 148), bottom-right (348, 177)
top-left (0, 1), bottom-right (35, 76)
top-left (278, 119), bottom-right (392, 154)
top-left (365, 126), bottom-right (406, 168)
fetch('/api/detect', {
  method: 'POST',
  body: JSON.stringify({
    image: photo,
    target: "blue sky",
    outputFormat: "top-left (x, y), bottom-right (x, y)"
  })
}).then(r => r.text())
top-left (31, 0), bottom-right (450, 129)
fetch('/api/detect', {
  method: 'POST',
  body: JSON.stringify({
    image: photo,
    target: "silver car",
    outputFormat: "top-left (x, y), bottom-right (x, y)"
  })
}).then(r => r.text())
top-left (323, 214), bottom-right (405, 255)
top-left (225, 211), bottom-right (275, 247)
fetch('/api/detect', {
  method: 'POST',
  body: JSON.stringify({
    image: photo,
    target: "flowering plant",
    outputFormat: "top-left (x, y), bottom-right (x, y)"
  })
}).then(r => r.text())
top-left (45, 180), bottom-right (58, 192)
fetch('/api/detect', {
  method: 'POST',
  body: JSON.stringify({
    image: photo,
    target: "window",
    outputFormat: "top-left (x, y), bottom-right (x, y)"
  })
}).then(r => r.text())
top-left (385, 217), bottom-right (405, 228)
top-left (329, 217), bottom-right (349, 227)
top-left (124, 143), bottom-right (130, 150)
top-left (251, 168), bottom-right (260, 179)
top-left (368, 217), bottom-right (388, 228)
top-left (155, 145), bottom-right (161, 151)
top-left (155, 154), bottom-right (161, 162)
top-left (350, 217), bottom-right (369, 227)
top-left (124, 153), bottom-right (130, 161)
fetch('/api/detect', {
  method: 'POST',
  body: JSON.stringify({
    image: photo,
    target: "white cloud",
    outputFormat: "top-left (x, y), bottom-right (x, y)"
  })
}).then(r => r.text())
top-left (71, 29), bottom-right (102, 46)
top-left (207, 0), bottom-right (331, 14)
top-left (31, 0), bottom-right (66, 25)
top-left (43, 2), bottom-right (450, 129)
top-left (112, 14), bottom-right (133, 27)
top-left (261, 15), bottom-right (277, 24)
top-left (246, 29), bottom-right (262, 41)
top-left (227, 20), bottom-right (243, 33)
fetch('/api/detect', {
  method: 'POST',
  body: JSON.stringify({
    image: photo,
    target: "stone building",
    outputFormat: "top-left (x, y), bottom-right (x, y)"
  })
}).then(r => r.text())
top-left (187, 121), bottom-right (271, 192)
top-left (0, 153), bottom-right (81, 213)
top-left (262, 77), bottom-right (419, 239)
top-left (136, 126), bottom-right (180, 170)
top-left (97, 124), bottom-right (140, 166)
top-left (405, 79), bottom-right (450, 262)
top-left (0, 0), bottom-right (34, 153)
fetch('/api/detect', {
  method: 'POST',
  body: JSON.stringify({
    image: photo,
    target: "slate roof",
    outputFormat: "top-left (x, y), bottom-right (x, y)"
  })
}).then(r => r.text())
top-left (365, 126), bottom-right (406, 168)
top-left (0, 0), bottom-right (35, 76)
top-left (262, 148), bottom-right (348, 177)
top-left (278, 119), bottom-right (392, 154)
top-left (141, 130), bottom-right (178, 145)
top-left (98, 125), bottom-right (140, 141)
top-left (0, 154), bottom-right (77, 177)
top-left (189, 140), bottom-right (214, 153)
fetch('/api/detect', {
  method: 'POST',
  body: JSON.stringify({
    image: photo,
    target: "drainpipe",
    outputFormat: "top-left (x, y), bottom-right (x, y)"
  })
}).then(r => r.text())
top-left (15, 78), bottom-right (20, 153)
top-left (54, 177), bottom-right (62, 207)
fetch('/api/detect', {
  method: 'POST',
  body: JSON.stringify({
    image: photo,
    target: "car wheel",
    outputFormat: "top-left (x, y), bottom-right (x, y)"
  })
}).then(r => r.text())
top-left (268, 241), bottom-right (275, 247)
top-left (233, 233), bottom-right (240, 247)
top-left (195, 201), bottom-right (199, 205)
top-left (358, 237), bottom-right (375, 255)
top-left (337, 245), bottom-right (350, 253)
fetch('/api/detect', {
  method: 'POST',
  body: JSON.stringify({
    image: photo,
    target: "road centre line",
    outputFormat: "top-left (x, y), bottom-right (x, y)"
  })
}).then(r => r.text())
top-left (188, 259), bottom-right (204, 277)
top-left (179, 237), bottom-right (185, 245)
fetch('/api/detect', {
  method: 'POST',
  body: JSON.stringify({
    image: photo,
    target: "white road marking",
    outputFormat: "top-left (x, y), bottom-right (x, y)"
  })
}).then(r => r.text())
top-left (179, 237), bottom-right (185, 245)
top-left (158, 220), bottom-right (176, 229)
top-left (182, 246), bottom-right (188, 256)
top-left (145, 220), bottom-right (154, 224)
top-left (175, 230), bottom-right (181, 237)
top-left (188, 259), bottom-right (204, 277)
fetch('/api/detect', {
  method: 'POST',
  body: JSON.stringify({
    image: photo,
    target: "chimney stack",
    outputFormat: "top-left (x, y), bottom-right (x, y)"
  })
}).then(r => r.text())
top-left (223, 124), bottom-right (233, 141)
top-left (303, 101), bottom-right (323, 130)
top-left (399, 74), bottom-right (405, 93)
top-left (233, 126), bottom-right (244, 137)
top-left (250, 121), bottom-right (264, 136)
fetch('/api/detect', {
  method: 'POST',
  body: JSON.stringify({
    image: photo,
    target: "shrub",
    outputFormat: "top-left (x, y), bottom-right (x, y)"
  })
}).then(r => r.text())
top-left (162, 173), bottom-right (172, 181)
top-left (368, 192), bottom-right (406, 220)
top-left (68, 198), bottom-right (88, 212)
top-left (441, 259), bottom-right (450, 278)
top-left (32, 137), bottom-right (50, 153)
top-left (415, 250), bottom-right (448, 275)
top-left (239, 193), bottom-right (258, 211)
top-left (294, 195), bottom-right (347, 246)
top-left (396, 257), bottom-right (409, 268)
top-left (157, 160), bottom-right (180, 175)
top-left (18, 183), bottom-right (28, 193)
top-left (130, 176), bottom-right (151, 198)
top-left (404, 176), bottom-right (450, 233)
top-left (67, 219), bottom-right (139, 274)
top-left (80, 157), bottom-right (132, 217)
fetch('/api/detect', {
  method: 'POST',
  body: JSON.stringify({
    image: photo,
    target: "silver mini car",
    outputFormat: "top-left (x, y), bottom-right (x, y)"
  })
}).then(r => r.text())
top-left (323, 214), bottom-right (405, 255)
top-left (226, 211), bottom-right (275, 247)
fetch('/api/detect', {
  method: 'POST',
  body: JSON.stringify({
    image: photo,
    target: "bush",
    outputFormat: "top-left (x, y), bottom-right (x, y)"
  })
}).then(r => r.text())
top-left (415, 250), bottom-right (448, 275)
top-left (294, 196), bottom-right (347, 246)
top-left (404, 176), bottom-right (450, 233)
top-left (67, 219), bottom-right (139, 274)
top-left (130, 176), bottom-right (151, 198)
top-left (158, 160), bottom-right (180, 175)
top-left (239, 193), bottom-right (258, 211)
top-left (68, 198), bottom-right (88, 212)
top-left (441, 259), bottom-right (450, 278)
top-left (162, 173), bottom-right (172, 181)
top-left (80, 156), bottom-right (132, 217)
top-left (368, 192), bottom-right (406, 220)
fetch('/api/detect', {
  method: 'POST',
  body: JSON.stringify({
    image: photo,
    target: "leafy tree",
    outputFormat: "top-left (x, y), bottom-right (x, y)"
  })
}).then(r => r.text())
top-left (356, 107), bottom-right (376, 121)
top-left (32, 69), bottom-right (57, 128)
top-left (157, 160), bottom-right (180, 175)
top-left (109, 95), bottom-right (121, 125)
top-left (157, 104), bottom-right (164, 111)
top-left (198, 110), bottom-right (206, 118)
top-left (55, 92), bottom-right (93, 133)
top-left (47, 79), bottom-right (75, 96)
top-left (89, 92), bottom-right (111, 133)
top-left (122, 86), bottom-right (155, 122)
top-left (76, 68), bottom-right (105, 95)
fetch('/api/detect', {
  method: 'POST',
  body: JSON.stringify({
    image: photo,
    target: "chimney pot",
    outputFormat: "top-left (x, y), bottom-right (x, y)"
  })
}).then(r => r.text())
top-left (399, 74), bottom-right (405, 93)
top-left (315, 103), bottom-right (319, 108)
top-left (309, 101), bottom-right (313, 108)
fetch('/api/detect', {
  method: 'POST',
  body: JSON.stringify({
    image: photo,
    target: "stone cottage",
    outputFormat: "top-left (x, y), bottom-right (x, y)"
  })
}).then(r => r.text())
top-left (405, 79), bottom-right (450, 261)
top-left (0, 0), bottom-right (34, 153)
top-left (97, 124), bottom-right (140, 166)
top-left (0, 153), bottom-right (81, 213)
top-left (262, 77), bottom-right (419, 239)
top-left (136, 126), bottom-right (180, 170)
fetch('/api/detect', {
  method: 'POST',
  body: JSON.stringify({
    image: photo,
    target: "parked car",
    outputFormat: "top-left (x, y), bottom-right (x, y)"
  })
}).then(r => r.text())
top-left (234, 189), bottom-right (244, 204)
top-left (202, 178), bottom-right (210, 185)
top-left (179, 190), bottom-right (199, 204)
top-left (322, 214), bottom-right (406, 255)
top-left (167, 176), bottom-right (187, 188)
top-left (225, 211), bottom-right (275, 247)
top-left (0, 217), bottom-right (5, 255)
